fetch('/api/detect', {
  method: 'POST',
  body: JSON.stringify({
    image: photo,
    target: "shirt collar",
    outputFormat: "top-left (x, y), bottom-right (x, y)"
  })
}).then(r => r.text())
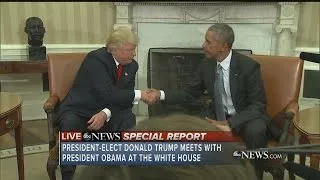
top-left (217, 50), bottom-right (232, 71)
top-left (112, 56), bottom-right (120, 67)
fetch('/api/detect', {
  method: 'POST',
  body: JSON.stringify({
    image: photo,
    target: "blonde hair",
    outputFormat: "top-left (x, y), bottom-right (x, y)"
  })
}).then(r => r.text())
top-left (106, 28), bottom-right (139, 53)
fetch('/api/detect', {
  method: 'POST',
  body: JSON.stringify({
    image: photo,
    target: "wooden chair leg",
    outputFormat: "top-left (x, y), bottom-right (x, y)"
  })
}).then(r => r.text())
top-left (47, 133), bottom-right (59, 180)
top-left (300, 154), bottom-right (306, 166)
top-left (287, 154), bottom-right (296, 180)
top-left (310, 154), bottom-right (320, 170)
top-left (269, 167), bottom-right (285, 180)
top-left (47, 156), bottom-right (58, 180)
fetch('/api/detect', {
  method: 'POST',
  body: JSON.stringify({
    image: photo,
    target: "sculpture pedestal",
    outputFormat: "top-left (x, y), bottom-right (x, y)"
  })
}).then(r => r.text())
top-left (27, 45), bottom-right (48, 91)
top-left (27, 45), bottom-right (46, 61)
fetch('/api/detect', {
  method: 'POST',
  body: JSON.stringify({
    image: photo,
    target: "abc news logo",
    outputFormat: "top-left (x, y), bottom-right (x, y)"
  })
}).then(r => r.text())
top-left (82, 132), bottom-right (121, 141)
top-left (233, 151), bottom-right (282, 160)
top-left (61, 132), bottom-right (121, 142)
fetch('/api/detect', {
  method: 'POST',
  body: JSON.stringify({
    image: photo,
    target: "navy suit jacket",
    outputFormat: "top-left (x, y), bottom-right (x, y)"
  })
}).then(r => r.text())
top-left (55, 47), bottom-right (138, 130)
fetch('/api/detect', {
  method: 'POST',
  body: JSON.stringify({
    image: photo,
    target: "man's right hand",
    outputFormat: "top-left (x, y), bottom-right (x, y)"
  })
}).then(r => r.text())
top-left (141, 89), bottom-right (160, 105)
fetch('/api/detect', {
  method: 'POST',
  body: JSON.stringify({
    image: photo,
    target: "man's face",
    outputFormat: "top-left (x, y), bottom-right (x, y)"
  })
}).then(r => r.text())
top-left (114, 42), bottom-right (137, 64)
top-left (26, 18), bottom-right (46, 41)
top-left (202, 31), bottom-right (225, 60)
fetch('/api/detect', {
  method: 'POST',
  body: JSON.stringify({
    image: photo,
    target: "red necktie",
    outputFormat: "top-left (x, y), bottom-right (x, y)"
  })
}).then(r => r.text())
top-left (117, 64), bottom-right (123, 82)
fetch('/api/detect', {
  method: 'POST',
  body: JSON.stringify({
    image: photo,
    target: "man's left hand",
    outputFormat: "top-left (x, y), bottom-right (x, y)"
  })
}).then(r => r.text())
top-left (87, 111), bottom-right (107, 131)
top-left (206, 117), bottom-right (231, 131)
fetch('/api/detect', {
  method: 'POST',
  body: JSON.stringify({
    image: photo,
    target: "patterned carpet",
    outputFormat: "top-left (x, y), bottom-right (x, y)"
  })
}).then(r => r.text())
top-left (0, 119), bottom-right (48, 158)
top-left (0, 116), bottom-right (149, 158)
top-left (0, 119), bottom-right (315, 180)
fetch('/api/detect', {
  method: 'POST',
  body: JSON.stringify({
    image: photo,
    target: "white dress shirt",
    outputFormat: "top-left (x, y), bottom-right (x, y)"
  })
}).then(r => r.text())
top-left (101, 57), bottom-right (141, 121)
top-left (159, 50), bottom-right (236, 117)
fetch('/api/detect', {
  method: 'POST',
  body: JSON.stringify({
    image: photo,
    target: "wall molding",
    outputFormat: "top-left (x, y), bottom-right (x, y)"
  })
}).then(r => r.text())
top-left (0, 44), bottom-right (105, 60)
top-left (1, 44), bottom-right (318, 69)
top-left (133, 2), bottom-right (277, 6)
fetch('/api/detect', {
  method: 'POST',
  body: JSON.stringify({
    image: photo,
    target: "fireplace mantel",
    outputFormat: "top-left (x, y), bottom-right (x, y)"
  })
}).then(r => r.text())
top-left (113, 2), bottom-right (301, 116)
top-left (114, 2), bottom-right (300, 56)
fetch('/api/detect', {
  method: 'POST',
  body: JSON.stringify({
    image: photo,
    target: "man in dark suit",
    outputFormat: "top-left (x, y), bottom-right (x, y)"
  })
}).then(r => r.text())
top-left (148, 23), bottom-right (269, 179)
top-left (55, 28), bottom-right (152, 180)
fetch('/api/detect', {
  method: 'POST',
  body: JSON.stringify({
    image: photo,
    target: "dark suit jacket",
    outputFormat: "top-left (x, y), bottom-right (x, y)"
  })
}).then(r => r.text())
top-left (164, 50), bottom-right (268, 130)
top-left (55, 47), bottom-right (138, 130)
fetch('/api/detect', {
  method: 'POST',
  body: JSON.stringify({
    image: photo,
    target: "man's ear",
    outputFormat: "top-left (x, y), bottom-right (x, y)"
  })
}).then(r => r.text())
top-left (222, 42), bottom-right (229, 51)
top-left (24, 27), bottom-right (28, 33)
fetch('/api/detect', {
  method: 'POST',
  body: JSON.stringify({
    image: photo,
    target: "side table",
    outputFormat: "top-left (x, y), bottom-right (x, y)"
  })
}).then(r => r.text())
top-left (0, 92), bottom-right (24, 180)
top-left (0, 60), bottom-right (48, 91)
top-left (294, 104), bottom-right (320, 170)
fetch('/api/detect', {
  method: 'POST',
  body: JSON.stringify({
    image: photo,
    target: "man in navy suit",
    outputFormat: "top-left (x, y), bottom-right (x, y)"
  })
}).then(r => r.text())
top-left (148, 24), bottom-right (269, 179)
top-left (55, 28), bottom-right (153, 180)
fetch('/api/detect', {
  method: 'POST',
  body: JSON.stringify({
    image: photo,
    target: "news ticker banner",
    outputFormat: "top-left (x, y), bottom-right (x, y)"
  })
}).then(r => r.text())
top-left (60, 131), bottom-right (241, 166)
top-left (60, 142), bottom-right (240, 165)
top-left (61, 131), bottom-right (240, 142)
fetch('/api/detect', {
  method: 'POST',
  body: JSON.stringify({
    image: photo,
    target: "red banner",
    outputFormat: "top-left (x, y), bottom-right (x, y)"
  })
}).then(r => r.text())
top-left (121, 131), bottom-right (241, 142)
top-left (60, 131), bottom-right (242, 142)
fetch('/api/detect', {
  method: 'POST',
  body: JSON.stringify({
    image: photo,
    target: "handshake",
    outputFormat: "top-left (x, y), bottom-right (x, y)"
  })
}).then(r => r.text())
top-left (141, 88), bottom-right (161, 105)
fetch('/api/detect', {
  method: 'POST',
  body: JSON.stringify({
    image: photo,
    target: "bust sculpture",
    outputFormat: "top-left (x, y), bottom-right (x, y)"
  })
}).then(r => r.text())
top-left (24, 17), bottom-right (47, 61)
top-left (24, 17), bottom-right (46, 46)
top-left (24, 17), bottom-right (48, 90)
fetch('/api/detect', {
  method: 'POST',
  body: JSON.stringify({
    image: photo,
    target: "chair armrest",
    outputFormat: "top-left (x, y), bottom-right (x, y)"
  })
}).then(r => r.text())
top-left (284, 101), bottom-right (299, 119)
top-left (43, 95), bottom-right (59, 113)
top-left (279, 101), bottom-right (298, 145)
top-left (43, 95), bottom-right (60, 149)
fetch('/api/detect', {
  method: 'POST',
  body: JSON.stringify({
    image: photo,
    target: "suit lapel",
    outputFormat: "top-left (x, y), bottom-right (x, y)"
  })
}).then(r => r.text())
top-left (229, 51), bottom-right (239, 104)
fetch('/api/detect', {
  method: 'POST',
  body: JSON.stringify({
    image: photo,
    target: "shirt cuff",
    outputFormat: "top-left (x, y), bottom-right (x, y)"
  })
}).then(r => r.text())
top-left (160, 90), bottom-right (165, 100)
top-left (133, 90), bottom-right (141, 104)
top-left (101, 108), bottom-right (111, 122)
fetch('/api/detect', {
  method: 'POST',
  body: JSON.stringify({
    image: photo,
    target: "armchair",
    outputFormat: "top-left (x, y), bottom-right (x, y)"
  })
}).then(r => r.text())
top-left (43, 53), bottom-right (87, 180)
top-left (244, 55), bottom-right (303, 180)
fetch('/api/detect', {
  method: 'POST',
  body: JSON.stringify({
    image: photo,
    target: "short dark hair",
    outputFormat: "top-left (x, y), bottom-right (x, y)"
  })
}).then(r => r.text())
top-left (208, 23), bottom-right (235, 48)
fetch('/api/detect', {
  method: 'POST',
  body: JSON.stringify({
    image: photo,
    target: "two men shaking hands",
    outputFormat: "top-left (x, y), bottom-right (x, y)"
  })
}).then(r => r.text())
top-left (140, 89), bottom-right (162, 105)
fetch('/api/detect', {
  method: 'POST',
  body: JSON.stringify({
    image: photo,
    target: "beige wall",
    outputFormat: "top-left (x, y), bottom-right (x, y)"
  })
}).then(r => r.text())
top-left (296, 2), bottom-right (320, 47)
top-left (0, 2), bottom-right (115, 44)
top-left (0, 2), bottom-right (319, 47)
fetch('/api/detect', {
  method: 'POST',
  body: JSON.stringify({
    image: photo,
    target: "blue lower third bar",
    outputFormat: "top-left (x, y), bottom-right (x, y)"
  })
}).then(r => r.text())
top-left (60, 142), bottom-right (241, 165)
